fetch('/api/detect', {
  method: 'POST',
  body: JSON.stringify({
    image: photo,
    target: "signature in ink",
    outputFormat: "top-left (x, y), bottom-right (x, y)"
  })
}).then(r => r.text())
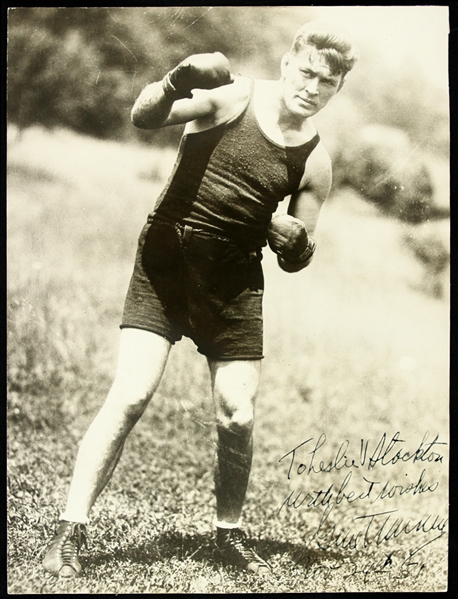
top-left (312, 505), bottom-right (448, 551)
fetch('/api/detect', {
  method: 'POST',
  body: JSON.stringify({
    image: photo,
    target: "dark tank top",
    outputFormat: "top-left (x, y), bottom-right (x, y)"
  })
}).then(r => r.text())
top-left (151, 81), bottom-right (320, 249)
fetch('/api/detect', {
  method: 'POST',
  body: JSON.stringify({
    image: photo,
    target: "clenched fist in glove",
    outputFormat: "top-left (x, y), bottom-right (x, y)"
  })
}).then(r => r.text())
top-left (162, 52), bottom-right (234, 101)
top-left (267, 214), bottom-right (316, 273)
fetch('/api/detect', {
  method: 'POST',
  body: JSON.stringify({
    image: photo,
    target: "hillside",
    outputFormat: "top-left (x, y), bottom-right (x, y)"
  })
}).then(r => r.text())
top-left (7, 127), bottom-right (449, 593)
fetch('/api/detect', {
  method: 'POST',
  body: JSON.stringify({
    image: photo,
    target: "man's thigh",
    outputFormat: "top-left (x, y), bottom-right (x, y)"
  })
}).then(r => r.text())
top-left (112, 328), bottom-right (172, 399)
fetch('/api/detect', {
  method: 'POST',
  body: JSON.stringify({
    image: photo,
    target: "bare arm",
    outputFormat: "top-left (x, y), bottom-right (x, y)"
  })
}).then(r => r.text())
top-left (278, 142), bottom-right (332, 271)
top-left (131, 52), bottom-right (234, 130)
top-left (131, 83), bottom-right (216, 129)
top-left (288, 142), bottom-right (332, 234)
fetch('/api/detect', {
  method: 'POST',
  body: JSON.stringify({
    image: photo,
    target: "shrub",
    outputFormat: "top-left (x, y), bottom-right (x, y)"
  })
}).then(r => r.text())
top-left (332, 124), bottom-right (447, 223)
top-left (403, 222), bottom-right (450, 298)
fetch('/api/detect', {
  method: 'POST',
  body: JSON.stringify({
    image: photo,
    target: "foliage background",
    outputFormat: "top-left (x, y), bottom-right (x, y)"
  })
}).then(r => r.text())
top-left (7, 6), bottom-right (449, 153)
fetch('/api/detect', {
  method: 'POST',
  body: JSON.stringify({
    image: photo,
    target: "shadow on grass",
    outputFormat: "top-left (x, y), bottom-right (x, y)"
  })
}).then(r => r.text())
top-left (88, 530), bottom-right (344, 571)
top-left (89, 531), bottom-right (215, 568)
top-left (259, 537), bottom-right (344, 560)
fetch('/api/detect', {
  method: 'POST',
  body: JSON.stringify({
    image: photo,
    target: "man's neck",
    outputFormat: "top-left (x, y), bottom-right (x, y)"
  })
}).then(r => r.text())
top-left (254, 80), bottom-right (316, 146)
top-left (278, 100), bottom-right (308, 133)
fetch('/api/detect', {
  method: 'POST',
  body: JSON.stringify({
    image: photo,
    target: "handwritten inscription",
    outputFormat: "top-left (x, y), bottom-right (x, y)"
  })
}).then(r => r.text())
top-left (295, 547), bottom-right (430, 584)
top-left (278, 431), bottom-right (448, 585)
top-left (279, 432), bottom-right (446, 481)
top-left (278, 431), bottom-right (446, 513)
top-left (279, 469), bottom-right (439, 512)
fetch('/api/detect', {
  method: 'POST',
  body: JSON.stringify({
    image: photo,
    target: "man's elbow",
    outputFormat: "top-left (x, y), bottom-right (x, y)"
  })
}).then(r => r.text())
top-left (130, 108), bottom-right (140, 128)
top-left (131, 103), bottom-right (171, 130)
top-left (131, 106), bottom-right (149, 129)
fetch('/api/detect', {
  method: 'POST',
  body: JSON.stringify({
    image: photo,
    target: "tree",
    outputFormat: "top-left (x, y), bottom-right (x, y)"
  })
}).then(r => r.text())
top-left (7, 7), bottom-right (315, 141)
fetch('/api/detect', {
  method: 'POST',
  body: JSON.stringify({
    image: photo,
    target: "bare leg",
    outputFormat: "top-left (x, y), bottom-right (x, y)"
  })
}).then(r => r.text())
top-left (208, 359), bottom-right (261, 525)
top-left (61, 328), bottom-right (171, 523)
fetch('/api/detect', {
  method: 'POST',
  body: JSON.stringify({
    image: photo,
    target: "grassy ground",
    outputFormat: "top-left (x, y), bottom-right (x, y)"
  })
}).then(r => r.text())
top-left (7, 126), bottom-right (449, 593)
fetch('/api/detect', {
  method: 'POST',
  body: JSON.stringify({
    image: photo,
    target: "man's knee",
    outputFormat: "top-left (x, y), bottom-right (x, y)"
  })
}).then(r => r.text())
top-left (104, 374), bottom-right (155, 423)
top-left (221, 405), bottom-right (254, 434)
top-left (105, 328), bottom-right (170, 421)
top-left (211, 359), bottom-right (260, 433)
top-left (214, 386), bottom-right (256, 433)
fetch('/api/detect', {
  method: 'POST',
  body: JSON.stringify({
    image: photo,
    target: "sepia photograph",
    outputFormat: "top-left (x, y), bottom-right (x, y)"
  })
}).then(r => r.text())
top-left (7, 6), bottom-right (450, 593)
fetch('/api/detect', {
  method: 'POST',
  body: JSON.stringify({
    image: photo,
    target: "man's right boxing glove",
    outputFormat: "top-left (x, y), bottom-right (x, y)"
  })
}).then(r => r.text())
top-left (162, 52), bottom-right (233, 101)
top-left (267, 214), bottom-right (316, 273)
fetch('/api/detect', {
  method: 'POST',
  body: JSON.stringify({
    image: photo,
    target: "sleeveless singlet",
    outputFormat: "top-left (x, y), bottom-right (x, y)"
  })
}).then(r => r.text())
top-left (151, 82), bottom-right (320, 249)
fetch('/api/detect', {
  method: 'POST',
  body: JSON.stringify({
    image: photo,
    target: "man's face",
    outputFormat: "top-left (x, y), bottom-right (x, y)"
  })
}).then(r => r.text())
top-left (280, 46), bottom-right (343, 119)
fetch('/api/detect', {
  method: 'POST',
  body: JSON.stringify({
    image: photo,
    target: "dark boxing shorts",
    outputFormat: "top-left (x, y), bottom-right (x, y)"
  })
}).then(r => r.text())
top-left (121, 218), bottom-right (264, 360)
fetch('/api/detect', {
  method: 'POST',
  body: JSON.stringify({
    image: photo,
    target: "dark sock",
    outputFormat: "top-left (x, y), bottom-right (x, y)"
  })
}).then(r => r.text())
top-left (214, 425), bottom-right (253, 520)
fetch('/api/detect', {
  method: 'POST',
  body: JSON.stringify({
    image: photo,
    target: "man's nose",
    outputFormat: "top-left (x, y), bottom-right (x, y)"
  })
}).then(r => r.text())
top-left (305, 77), bottom-right (319, 96)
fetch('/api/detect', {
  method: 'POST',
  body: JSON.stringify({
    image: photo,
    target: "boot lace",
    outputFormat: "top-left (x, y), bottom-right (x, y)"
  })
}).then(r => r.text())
top-left (219, 528), bottom-right (271, 570)
top-left (60, 523), bottom-right (87, 568)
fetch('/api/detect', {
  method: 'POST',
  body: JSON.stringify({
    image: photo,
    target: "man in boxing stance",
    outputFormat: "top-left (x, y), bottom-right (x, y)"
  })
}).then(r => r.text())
top-left (43, 21), bottom-right (357, 578)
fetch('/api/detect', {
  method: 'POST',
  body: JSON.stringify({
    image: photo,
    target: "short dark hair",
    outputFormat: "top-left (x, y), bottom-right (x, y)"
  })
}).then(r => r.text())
top-left (291, 21), bottom-right (358, 79)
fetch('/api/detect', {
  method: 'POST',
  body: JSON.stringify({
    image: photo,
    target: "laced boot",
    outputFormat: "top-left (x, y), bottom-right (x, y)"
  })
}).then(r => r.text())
top-left (216, 528), bottom-right (272, 575)
top-left (42, 520), bottom-right (87, 578)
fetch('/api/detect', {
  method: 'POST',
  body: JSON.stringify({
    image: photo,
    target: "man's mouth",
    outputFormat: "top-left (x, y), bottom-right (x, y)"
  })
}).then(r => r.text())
top-left (298, 97), bottom-right (317, 107)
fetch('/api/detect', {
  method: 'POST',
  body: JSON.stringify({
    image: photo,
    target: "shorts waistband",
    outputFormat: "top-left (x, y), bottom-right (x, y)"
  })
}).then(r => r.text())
top-left (146, 214), bottom-right (261, 254)
top-left (148, 214), bottom-right (227, 238)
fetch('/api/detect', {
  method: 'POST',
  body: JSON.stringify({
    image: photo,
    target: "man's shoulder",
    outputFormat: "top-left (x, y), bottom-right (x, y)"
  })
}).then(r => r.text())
top-left (187, 76), bottom-right (252, 132)
top-left (307, 138), bottom-right (332, 172)
top-left (297, 138), bottom-right (332, 193)
top-left (217, 76), bottom-right (252, 122)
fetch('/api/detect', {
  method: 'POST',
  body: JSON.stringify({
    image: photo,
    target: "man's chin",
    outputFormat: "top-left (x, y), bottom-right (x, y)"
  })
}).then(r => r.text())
top-left (290, 98), bottom-right (319, 116)
top-left (294, 104), bottom-right (318, 119)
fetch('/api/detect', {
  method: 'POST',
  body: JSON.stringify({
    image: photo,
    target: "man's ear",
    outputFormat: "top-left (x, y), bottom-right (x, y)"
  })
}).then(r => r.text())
top-left (337, 77), bottom-right (346, 93)
top-left (280, 52), bottom-right (291, 78)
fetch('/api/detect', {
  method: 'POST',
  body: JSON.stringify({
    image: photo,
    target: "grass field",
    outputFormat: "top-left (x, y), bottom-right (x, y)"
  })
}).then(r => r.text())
top-left (7, 125), bottom-right (449, 593)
